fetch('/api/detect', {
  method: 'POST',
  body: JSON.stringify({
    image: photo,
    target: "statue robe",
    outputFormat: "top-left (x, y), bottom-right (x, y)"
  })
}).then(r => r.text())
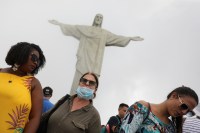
top-left (58, 24), bottom-right (132, 94)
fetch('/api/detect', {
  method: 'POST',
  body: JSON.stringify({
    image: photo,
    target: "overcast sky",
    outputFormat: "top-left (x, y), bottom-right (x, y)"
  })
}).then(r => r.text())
top-left (1, 0), bottom-right (200, 124)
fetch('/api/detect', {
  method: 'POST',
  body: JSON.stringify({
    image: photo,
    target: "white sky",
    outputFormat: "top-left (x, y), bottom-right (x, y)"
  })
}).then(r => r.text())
top-left (1, 0), bottom-right (200, 124)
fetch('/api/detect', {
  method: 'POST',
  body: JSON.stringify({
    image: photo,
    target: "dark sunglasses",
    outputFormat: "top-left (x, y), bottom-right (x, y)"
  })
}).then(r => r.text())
top-left (180, 103), bottom-right (189, 110)
top-left (80, 78), bottom-right (97, 87)
top-left (178, 95), bottom-right (189, 111)
top-left (31, 53), bottom-right (40, 66)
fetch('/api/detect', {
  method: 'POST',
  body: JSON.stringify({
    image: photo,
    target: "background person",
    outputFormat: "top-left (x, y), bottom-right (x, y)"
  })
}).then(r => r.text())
top-left (0, 42), bottom-right (46, 133)
top-left (107, 103), bottom-right (129, 133)
top-left (183, 104), bottom-right (200, 133)
top-left (46, 72), bottom-right (101, 133)
top-left (120, 86), bottom-right (199, 133)
top-left (49, 13), bottom-right (144, 95)
top-left (43, 86), bottom-right (54, 113)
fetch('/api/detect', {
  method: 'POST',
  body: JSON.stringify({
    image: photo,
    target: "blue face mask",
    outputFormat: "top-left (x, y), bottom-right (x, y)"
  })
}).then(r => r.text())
top-left (76, 86), bottom-right (94, 100)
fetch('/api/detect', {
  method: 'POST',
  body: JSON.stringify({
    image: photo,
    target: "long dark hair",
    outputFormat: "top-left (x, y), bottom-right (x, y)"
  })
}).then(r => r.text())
top-left (167, 86), bottom-right (199, 133)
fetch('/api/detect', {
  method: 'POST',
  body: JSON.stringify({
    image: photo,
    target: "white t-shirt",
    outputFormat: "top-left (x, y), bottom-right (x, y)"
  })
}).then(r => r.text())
top-left (183, 117), bottom-right (200, 133)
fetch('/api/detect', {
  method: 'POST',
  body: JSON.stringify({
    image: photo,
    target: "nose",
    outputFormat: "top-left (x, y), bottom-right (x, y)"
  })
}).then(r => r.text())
top-left (85, 81), bottom-right (90, 86)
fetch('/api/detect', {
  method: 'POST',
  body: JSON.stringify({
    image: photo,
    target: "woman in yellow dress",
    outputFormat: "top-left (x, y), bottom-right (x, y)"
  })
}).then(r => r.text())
top-left (0, 42), bottom-right (46, 133)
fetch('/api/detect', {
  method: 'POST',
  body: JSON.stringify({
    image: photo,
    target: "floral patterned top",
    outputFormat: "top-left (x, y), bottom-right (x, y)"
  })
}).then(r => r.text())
top-left (0, 73), bottom-right (33, 133)
top-left (120, 102), bottom-right (176, 133)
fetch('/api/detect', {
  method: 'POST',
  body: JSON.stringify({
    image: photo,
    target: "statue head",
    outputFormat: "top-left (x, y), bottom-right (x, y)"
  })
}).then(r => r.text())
top-left (92, 13), bottom-right (103, 27)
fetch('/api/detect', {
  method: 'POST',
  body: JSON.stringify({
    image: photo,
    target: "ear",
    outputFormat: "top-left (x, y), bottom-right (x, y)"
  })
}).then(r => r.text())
top-left (169, 92), bottom-right (178, 99)
top-left (93, 92), bottom-right (96, 98)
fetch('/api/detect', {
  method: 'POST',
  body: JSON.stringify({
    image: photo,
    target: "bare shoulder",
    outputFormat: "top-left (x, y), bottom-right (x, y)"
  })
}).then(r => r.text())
top-left (31, 77), bottom-right (42, 91)
top-left (31, 76), bottom-right (40, 84)
top-left (0, 68), bottom-right (9, 72)
top-left (137, 100), bottom-right (149, 108)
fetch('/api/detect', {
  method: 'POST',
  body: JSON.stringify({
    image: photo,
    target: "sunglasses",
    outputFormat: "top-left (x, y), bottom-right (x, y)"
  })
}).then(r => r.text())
top-left (80, 78), bottom-right (97, 87)
top-left (31, 53), bottom-right (40, 66)
top-left (178, 95), bottom-right (189, 111)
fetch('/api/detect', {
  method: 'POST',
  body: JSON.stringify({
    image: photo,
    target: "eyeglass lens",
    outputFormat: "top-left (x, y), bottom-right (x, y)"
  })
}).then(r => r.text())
top-left (31, 54), bottom-right (40, 65)
top-left (178, 95), bottom-right (189, 111)
top-left (180, 103), bottom-right (188, 110)
top-left (80, 78), bottom-right (96, 86)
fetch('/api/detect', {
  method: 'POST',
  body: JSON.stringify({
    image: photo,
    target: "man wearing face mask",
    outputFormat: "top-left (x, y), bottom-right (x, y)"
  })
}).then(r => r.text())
top-left (45, 72), bottom-right (101, 133)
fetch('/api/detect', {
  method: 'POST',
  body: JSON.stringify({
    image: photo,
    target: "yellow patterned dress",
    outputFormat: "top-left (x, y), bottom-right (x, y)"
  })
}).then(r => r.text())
top-left (0, 73), bottom-right (33, 133)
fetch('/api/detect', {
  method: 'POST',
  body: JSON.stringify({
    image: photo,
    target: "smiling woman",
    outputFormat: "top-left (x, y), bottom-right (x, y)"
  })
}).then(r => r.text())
top-left (0, 42), bottom-right (46, 133)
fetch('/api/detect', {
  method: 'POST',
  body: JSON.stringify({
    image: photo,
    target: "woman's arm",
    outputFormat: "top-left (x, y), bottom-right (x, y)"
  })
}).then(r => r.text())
top-left (120, 101), bottom-right (149, 133)
top-left (23, 77), bottom-right (43, 133)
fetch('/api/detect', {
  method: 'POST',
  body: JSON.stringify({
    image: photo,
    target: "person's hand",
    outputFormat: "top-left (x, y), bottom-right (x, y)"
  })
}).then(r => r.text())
top-left (48, 20), bottom-right (60, 25)
top-left (130, 36), bottom-right (144, 41)
top-left (113, 125), bottom-right (120, 133)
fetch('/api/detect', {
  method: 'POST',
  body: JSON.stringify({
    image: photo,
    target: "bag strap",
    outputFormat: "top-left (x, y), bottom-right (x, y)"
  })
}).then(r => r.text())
top-left (46, 94), bottom-right (70, 122)
top-left (116, 115), bottom-right (121, 125)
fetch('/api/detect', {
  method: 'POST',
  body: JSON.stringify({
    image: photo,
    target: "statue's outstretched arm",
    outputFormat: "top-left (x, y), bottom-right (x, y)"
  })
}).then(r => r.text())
top-left (48, 20), bottom-right (61, 25)
top-left (130, 36), bottom-right (144, 41)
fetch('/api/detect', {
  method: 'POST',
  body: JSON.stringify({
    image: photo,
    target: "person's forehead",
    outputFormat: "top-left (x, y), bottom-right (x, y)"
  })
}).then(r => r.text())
top-left (83, 74), bottom-right (95, 80)
top-left (182, 96), bottom-right (198, 110)
top-left (31, 49), bottom-right (39, 56)
top-left (120, 106), bottom-right (128, 110)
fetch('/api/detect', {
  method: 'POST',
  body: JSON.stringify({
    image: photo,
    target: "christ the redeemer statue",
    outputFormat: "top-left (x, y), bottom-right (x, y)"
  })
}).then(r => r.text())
top-left (49, 13), bottom-right (144, 95)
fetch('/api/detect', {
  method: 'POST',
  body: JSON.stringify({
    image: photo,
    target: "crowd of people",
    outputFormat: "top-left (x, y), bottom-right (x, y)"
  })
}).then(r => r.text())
top-left (0, 42), bottom-right (199, 133)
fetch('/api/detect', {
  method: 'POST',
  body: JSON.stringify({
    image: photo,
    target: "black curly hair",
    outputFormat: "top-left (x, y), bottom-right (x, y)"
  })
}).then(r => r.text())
top-left (5, 42), bottom-right (46, 75)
